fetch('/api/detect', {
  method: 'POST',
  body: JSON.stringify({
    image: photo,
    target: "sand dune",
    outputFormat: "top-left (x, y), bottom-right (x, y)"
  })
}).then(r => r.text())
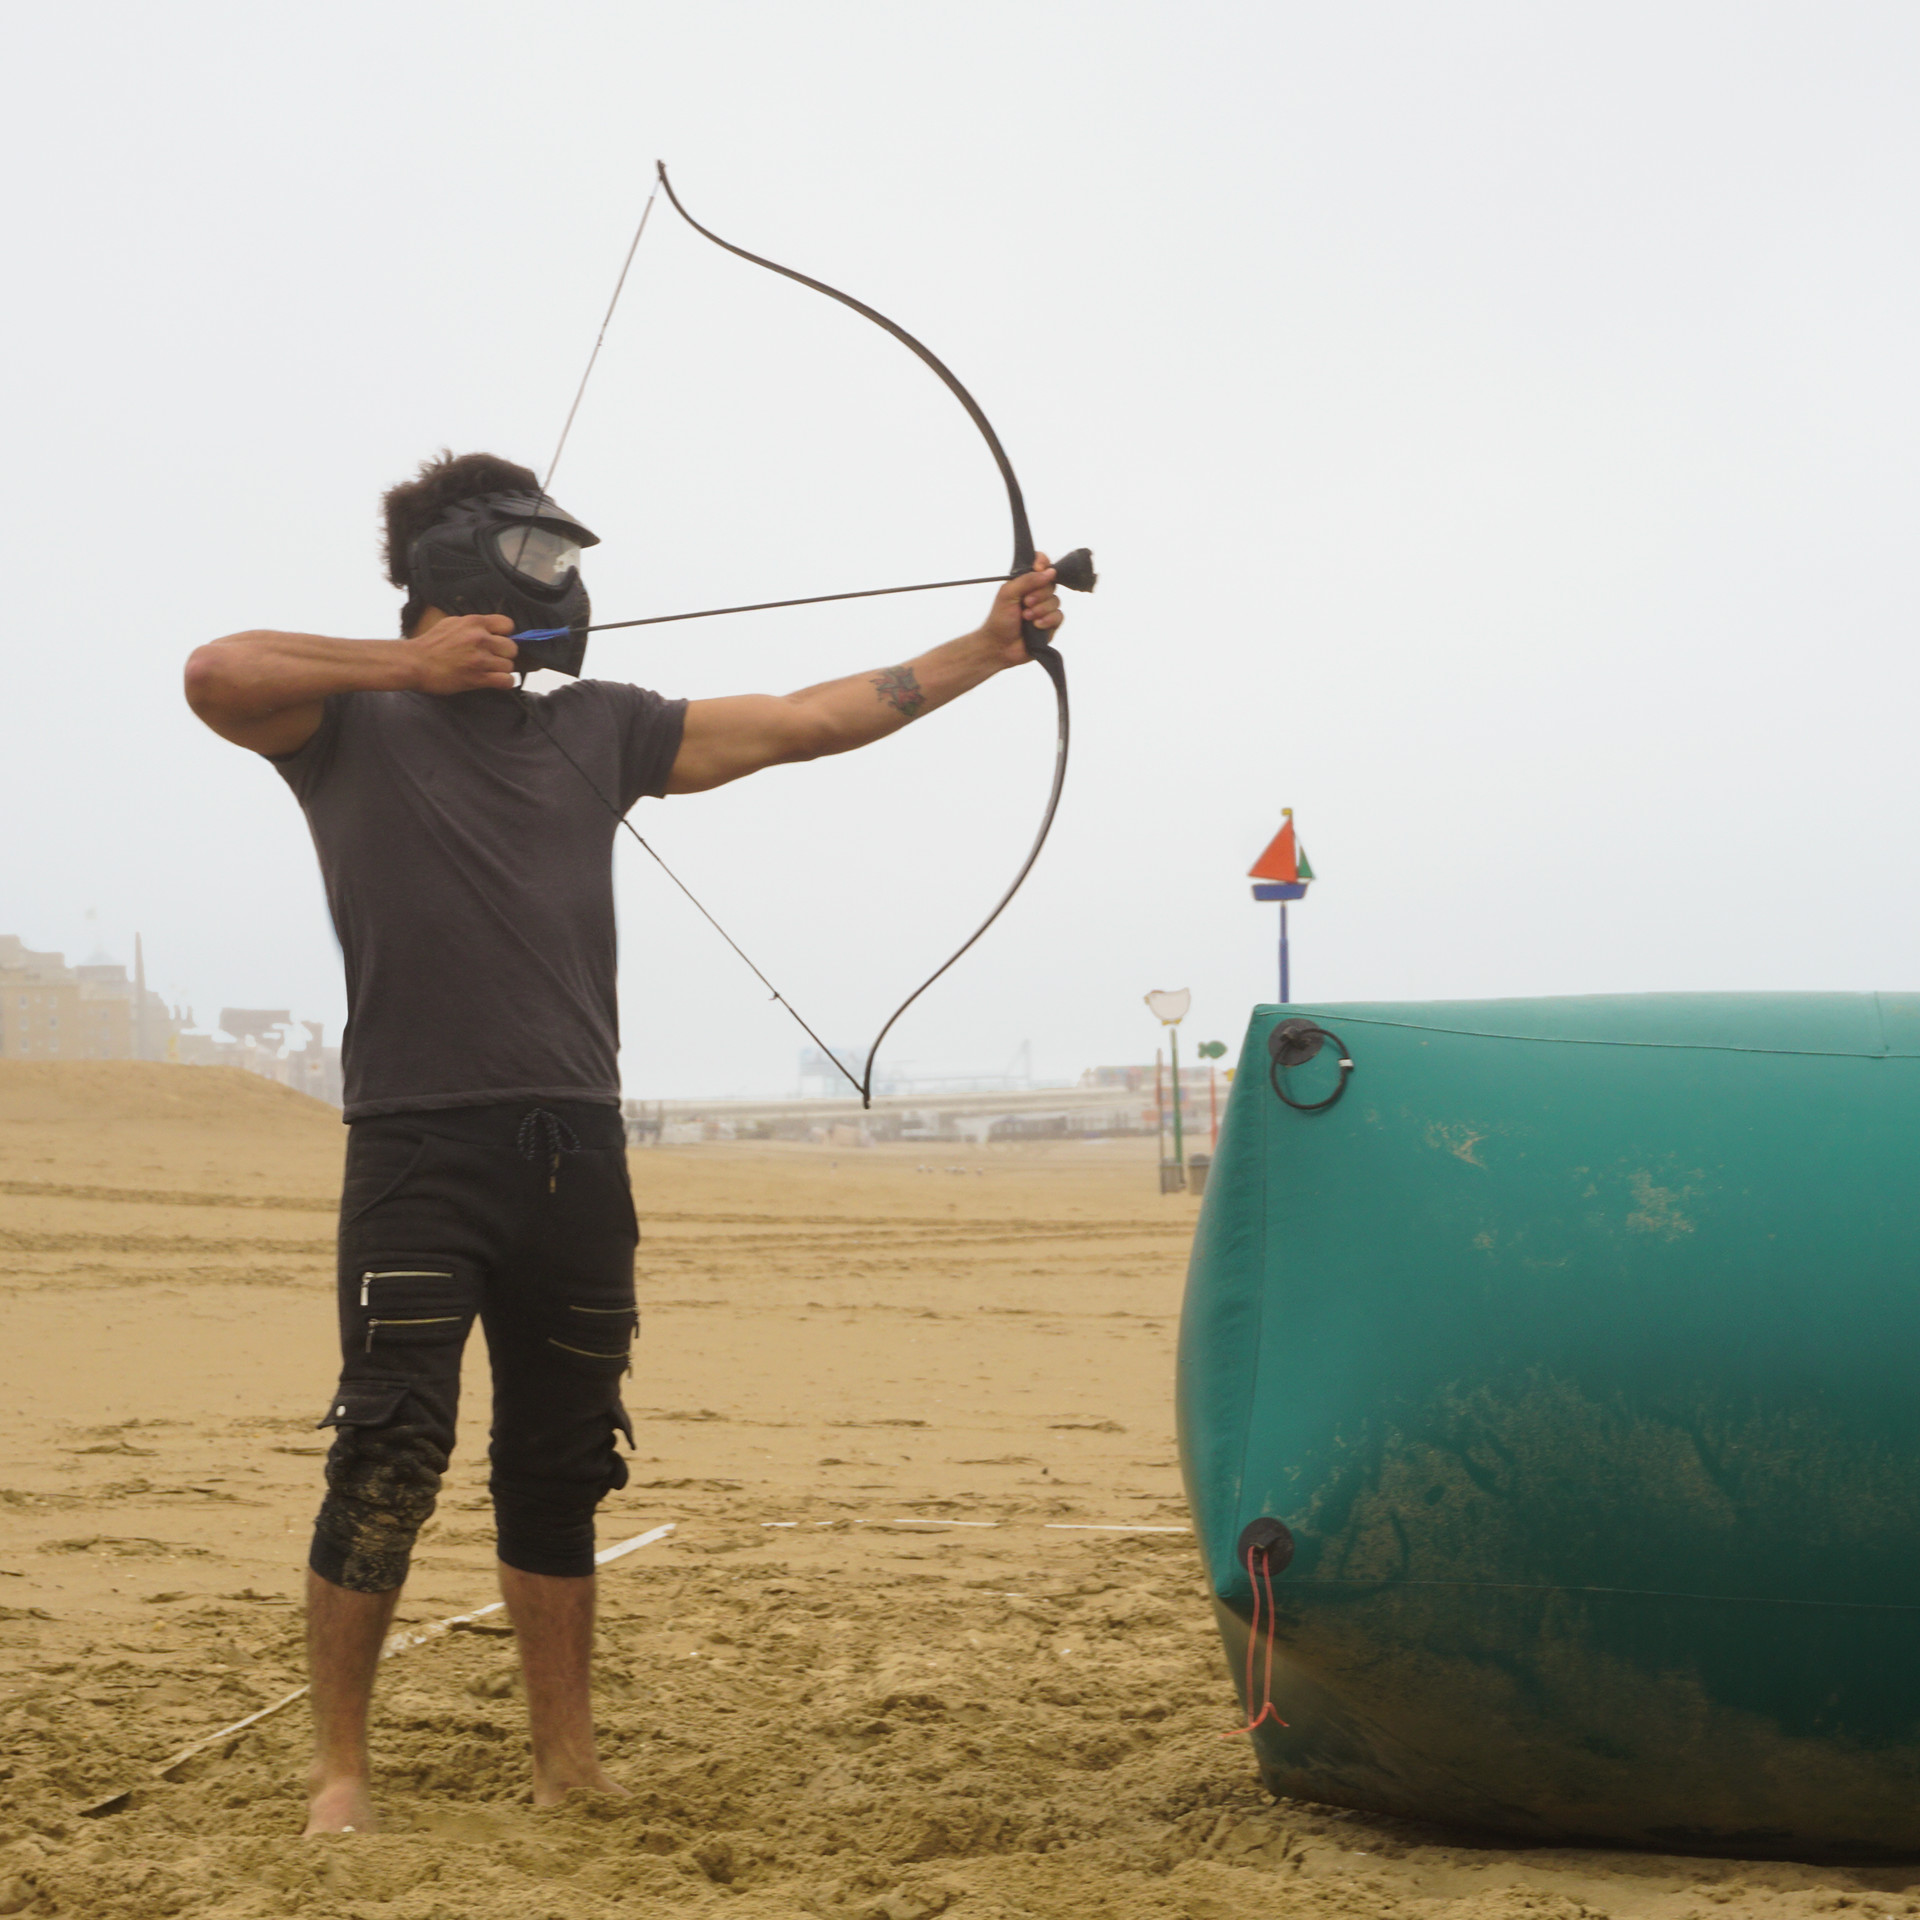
top-left (0, 1062), bottom-right (1913, 1918)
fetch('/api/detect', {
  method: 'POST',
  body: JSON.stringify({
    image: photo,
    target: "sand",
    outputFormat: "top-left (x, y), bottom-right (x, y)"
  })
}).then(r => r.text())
top-left (2, 1062), bottom-right (1917, 1919)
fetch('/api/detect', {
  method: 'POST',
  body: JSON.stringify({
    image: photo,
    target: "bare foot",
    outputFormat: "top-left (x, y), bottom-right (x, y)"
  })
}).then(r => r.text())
top-left (304, 1774), bottom-right (377, 1836)
top-left (531, 1761), bottom-right (630, 1808)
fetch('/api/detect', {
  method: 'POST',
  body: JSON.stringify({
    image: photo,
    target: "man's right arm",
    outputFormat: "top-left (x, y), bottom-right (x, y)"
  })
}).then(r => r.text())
top-left (183, 615), bottom-right (521, 756)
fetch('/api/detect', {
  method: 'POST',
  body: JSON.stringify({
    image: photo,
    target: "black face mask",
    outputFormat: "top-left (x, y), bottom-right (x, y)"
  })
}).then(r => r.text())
top-left (404, 491), bottom-right (601, 678)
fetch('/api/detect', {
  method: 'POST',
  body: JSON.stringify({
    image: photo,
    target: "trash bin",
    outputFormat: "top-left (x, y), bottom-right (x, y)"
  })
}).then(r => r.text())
top-left (1187, 1153), bottom-right (1212, 1197)
top-left (1159, 1158), bottom-right (1187, 1194)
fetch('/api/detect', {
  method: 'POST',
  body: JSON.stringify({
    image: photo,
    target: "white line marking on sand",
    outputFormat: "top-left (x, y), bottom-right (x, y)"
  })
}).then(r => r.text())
top-left (757, 1514), bottom-right (1190, 1534)
top-left (855, 1517), bottom-right (1001, 1527)
top-left (1043, 1524), bottom-right (1192, 1533)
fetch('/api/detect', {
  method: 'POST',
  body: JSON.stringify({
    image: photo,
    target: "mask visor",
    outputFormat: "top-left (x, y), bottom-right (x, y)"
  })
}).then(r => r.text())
top-left (494, 523), bottom-right (583, 589)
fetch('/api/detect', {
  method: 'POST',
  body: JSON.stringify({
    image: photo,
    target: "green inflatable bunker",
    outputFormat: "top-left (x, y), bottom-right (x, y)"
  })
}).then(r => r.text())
top-left (1177, 994), bottom-right (1920, 1856)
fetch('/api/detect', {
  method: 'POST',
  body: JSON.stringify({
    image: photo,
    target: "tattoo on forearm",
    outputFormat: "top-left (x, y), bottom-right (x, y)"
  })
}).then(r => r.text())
top-left (870, 664), bottom-right (927, 720)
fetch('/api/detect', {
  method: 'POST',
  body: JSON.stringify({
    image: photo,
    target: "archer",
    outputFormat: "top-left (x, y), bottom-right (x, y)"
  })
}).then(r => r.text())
top-left (182, 449), bottom-right (1066, 1835)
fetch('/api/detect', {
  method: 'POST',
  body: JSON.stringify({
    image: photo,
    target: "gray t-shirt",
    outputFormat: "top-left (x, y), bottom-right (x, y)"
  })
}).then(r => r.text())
top-left (272, 680), bottom-right (687, 1120)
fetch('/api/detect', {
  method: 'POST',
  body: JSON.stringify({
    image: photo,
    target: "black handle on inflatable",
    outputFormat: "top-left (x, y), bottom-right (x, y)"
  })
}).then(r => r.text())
top-left (1267, 1018), bottom-right (1354, 1113)
top-left (1236, 1516), bottom-right (1296, 1574)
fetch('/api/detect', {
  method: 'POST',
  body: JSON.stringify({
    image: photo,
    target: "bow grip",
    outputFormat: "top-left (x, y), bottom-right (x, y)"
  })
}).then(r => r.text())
top-left (1020, 545), bottom-right (1095, 659)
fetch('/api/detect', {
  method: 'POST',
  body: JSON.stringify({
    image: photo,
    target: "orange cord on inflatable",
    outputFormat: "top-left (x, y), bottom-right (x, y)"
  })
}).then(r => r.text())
top-left (1223, 1540), bottom-right (1289, 1736)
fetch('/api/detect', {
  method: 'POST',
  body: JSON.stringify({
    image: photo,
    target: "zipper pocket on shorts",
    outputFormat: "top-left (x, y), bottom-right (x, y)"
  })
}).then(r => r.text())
top-left (365, 1315), bottom-right (462, 1353)
top-left (561, 1303), bottom-right (637, 1355)
top-left (551, 1304), bottom-right (638, 1369)
top-left (548, 1338), bottom-right (630, 1362)
top-left (360, 1268), bottom-right (454, 1308)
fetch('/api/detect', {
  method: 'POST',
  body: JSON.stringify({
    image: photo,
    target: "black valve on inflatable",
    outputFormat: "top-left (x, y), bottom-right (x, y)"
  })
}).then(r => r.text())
top-left (1236, 1516), bottom-right (1296, 1575)
top-left (1267, 1018), bottom-right (1354, 1112)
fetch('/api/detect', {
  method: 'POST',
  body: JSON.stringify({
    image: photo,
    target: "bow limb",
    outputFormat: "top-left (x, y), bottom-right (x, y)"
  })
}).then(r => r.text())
top-left (654, 162), bottom-right (1071, 1108)
top-left (653, 166), bottom-right (1043, 610)
top-left (858, 645), bottom-right (1067, 1096)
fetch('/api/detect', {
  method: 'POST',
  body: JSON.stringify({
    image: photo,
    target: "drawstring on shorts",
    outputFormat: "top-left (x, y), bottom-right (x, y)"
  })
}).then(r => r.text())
top-left (516, 1108), bottom-right (581, 1193)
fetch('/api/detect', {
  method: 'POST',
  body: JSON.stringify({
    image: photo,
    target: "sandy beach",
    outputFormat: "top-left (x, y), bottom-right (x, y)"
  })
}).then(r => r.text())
top-left (2, 1061), bottom-right (1917, 1918)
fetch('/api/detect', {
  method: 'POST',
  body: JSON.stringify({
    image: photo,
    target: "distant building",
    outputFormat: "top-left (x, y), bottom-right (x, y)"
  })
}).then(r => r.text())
top-left (0, 936), bottom-right (176, 1062)
top-left (0, 935), bottom-right (342, 1106)
top-left (1080, 1063), bottom-right (1149, 1092)
top-left (174, 1010), bottom-right (343, 1107)
top-left (1081, 1060), bottom-right (1225, 1139)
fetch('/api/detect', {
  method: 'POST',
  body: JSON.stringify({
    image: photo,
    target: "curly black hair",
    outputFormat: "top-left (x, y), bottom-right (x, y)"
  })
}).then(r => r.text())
top-left (381, 449), bottom-right (540, 591)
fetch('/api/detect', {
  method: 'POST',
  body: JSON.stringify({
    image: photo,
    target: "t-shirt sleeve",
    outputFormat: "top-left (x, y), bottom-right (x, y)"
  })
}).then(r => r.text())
top-left (600, 682), bottom-right (689, 810)
top-left (266, 693), bottom-right (350, 802)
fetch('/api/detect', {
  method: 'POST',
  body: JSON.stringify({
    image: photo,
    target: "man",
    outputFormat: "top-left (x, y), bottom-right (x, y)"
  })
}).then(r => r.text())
top-left (183, 450), bottom-right (1065, 1835)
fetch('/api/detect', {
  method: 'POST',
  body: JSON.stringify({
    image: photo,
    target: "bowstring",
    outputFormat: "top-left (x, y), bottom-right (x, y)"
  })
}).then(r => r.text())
top-left (518, 698), bottom-right (862, 1095)
top-left (507, 178), bottom-right (662, 574)
top-left (523, 176), bottom-right (866, 1101)
top-left (541, 178), bottom-right (660, 497)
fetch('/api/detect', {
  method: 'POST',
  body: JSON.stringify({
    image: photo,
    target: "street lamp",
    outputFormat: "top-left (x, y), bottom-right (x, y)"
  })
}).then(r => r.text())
top-left (1145, 988), bottom-right (1191, 1194)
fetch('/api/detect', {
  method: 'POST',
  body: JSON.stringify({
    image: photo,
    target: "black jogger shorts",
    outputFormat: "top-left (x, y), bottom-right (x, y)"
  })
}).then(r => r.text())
top-left (309, 1099), bottom-right (638, 1592)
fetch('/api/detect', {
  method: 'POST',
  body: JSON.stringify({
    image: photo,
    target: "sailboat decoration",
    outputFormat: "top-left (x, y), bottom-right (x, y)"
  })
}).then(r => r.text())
top-left (1250, 809), bottom-right (1314, 1003)
top-left (1250, 808), bottom-right (1314, 903)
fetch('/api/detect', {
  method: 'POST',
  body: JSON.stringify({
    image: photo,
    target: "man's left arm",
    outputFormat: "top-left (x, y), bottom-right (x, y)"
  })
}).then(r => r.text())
top-left (664, 558), bottom-right (1062, 795)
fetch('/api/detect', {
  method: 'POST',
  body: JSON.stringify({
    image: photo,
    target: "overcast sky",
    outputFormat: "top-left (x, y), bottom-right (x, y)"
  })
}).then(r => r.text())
top-left (6, 3), bottom-right (1919, 1097)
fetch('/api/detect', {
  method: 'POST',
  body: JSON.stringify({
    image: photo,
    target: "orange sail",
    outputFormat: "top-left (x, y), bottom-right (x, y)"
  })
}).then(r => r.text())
top-left (1249, 818), bottom-right (1298, 883)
